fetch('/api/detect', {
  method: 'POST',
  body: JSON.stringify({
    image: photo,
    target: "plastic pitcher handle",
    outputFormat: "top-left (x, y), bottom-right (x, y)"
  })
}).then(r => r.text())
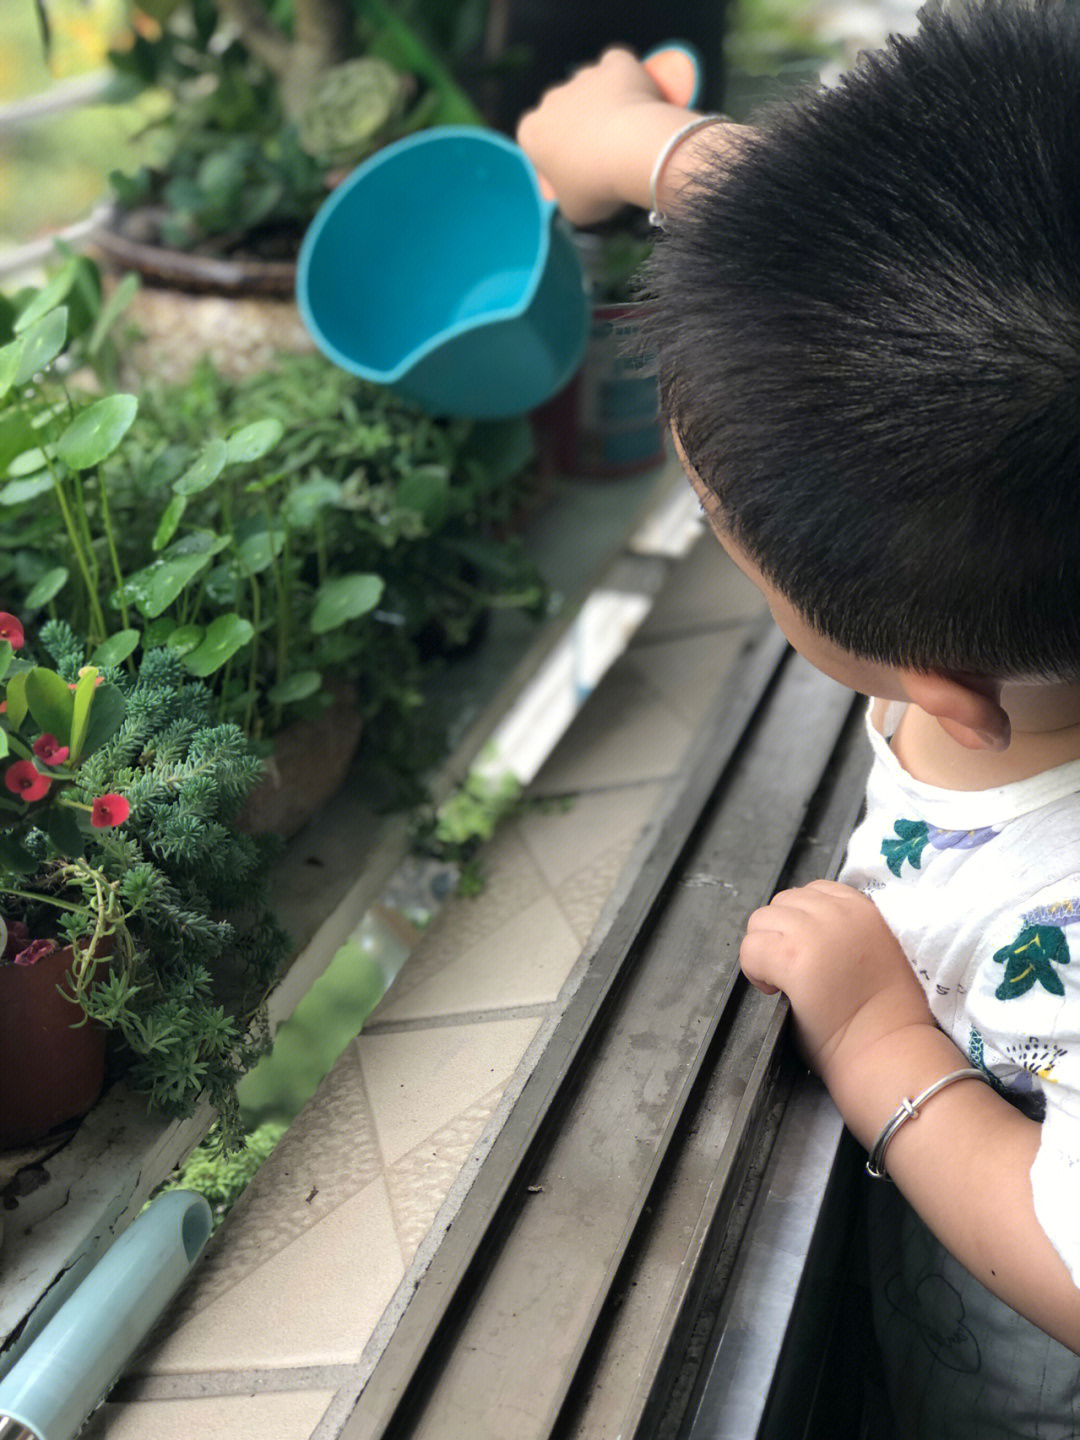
top-left (536, 40), bottom-right (702, 201)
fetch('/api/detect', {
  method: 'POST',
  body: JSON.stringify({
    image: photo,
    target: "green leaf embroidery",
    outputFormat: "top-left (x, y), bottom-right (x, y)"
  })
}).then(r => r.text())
top-left (882, 818), bottom-right (931, 877)
top-left (993, 925), bottom-right (1070, 1000)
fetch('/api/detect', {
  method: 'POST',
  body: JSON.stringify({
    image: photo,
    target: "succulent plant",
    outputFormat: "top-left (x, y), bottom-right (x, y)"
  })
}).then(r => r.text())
top-left (295, 56), bottom-right (412, 167)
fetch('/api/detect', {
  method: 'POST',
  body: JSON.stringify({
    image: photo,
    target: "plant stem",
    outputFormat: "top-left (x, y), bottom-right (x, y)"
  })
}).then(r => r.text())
top-left (22, 401), bottom-right (109, 639)
top-left (244, 573), bottom-right (261, 736)
top-left (96, 471), bottom-right (131, 631)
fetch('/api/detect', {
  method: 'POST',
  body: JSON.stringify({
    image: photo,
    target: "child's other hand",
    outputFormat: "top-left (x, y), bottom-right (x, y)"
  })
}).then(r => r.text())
top-left (516, 48), bottom-right (670, 226)
top-left (739, 880), bottom-right (933, 1083)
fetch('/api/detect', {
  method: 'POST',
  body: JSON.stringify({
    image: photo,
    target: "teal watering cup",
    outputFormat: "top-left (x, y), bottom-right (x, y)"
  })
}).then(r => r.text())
top-left (296, 126), bottom-right (590, 419)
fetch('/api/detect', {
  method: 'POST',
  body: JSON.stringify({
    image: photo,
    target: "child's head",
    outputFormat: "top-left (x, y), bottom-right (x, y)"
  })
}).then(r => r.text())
top-left (646, 0), bottom-right (1080, 684)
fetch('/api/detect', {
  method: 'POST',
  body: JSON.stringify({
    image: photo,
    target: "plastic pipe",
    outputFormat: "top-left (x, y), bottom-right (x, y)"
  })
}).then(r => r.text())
top-left (0, 1190), bottom-right (213, 1440)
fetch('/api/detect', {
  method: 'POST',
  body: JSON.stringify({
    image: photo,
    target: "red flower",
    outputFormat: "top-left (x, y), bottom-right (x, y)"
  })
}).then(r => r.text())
top-left (13, 938), bottom-right (56, 967)
top-left (32, 734), bottom-right (69, 766)
top-left (91, 793), bottom-right (130, 828)
top-left (4, 760), bottom-right (50, 801)
top-left (0, 613), bottom-right (25, 650)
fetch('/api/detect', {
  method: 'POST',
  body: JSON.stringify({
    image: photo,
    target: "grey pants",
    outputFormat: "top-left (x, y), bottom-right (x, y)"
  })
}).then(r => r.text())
top-left (866, 1183), bottom-right (1080, 1440)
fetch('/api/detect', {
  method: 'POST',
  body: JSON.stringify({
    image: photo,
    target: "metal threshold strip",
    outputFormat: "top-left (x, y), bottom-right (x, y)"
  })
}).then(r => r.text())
top-left (340, 626), bottom-right (872, 1440)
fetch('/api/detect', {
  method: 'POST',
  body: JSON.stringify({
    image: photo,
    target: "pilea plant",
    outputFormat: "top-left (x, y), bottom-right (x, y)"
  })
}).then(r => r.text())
top-left (0, 614), bottom-right (290, 1150)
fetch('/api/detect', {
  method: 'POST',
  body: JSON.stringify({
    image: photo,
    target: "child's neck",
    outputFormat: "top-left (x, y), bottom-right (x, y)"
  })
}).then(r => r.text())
top-left (892, 682), bottom-right (1080, 790)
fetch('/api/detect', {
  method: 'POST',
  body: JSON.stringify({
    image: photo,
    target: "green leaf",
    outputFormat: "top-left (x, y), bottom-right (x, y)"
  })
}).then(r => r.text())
top-left (54, 394), bottom-right (138, 471)
top-left (234, 527), bottom-right (285, 576)
top-left (78, 683), bottom-right (126, 759)
top-left (881, 819), bottom-right (931, 878)
top-left (310, 573), bottom-right (384, 634)
top-left (267, 670), bottom-right (323, 704)
top-left (165, 624), bottom-right (203, 657)
top-left (122, 553), bottom-right (213, 619)
top-left (0, 729), bottom-right (9, 760)
top-left (0, 832), bottom-right (39, 876)
top-left (142, 618), bottom-right (175, 647)
top-left (153, 493), bottom-right (188, 552)
top-left (281, 476), bottom-right (341, 528)
top-left (398, 465), bottom-right (448, 528)
top-left (88, 271), bottom-right (140, 357)
top-left (0, 641), bottom-right (12, 685)
top-left (24, 566), bottom-right (68, 608)
top-left (69, 666), bottom-right (99, 761)
top-left (4, 451), bottom-right (53, 485)
top-left (225, 419), bottom-right (284, 464)
top-left (0, 337), bottom-right (26, 402)
top-left (173, 439), bottom-right (227, 496)
top-left (182, 614), bottom-right (255, 676)
top-left (0, 411), bottom-right (38, 472)
top-left (25, 667), bottom-right (75, 744)
top-left (90, 630), bottom-right (140, 669)
top-left (5, 671), bottom-right (28, 730)
top-left (13, 307), bottom-right (68, 385)
top-left (14, 261), bottom-right (78, 334)
top-left (44, 802), bottom-right (84, 860)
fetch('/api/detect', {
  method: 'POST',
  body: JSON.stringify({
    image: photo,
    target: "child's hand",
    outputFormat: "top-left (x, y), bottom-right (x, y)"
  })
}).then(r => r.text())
top-left (739, 880), bottom-right (934, 1083)
top-left (516, 48), bottom-right (676, 226)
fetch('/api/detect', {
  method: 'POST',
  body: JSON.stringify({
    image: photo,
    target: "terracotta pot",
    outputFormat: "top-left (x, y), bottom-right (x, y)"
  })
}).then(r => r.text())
top-left (0, 942), bottom-right (109, 1150)
top-left (235, 687), bottom-right (364, 840)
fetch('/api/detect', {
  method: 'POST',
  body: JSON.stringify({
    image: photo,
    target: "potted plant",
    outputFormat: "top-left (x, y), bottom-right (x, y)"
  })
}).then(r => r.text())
top-left (28, 0), bottom-right (487, 381)
top-left (0, 606), bottom-right (291, 1152)
top-left (0, 280), bottom-right (545, 834)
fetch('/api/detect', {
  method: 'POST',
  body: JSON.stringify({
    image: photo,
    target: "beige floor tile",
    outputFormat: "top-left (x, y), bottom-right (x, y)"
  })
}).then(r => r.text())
top-left (372, 893), bottom-right (580, 1022)
top-left (624, 624), bottom-right (759, 730)
top-left (516, 783), bottom-right (665, 894)
top-left (86, 1390), bottom-right (336, 1440)
top-left (528, 658), bottom-right (692, 797)
top-left (635, 534), bottom-right (765, 640)
top-left (358, 1017), bottom-right (542, 1168)
top-left (368, 828), bottom-right (548, 1021)
top-left (143, 1178), bottom-right (404, 1372)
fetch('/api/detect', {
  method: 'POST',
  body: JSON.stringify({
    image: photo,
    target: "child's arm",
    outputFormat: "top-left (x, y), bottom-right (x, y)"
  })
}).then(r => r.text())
top-left (515, 47), bottom-right (747, 228)
top-left (740, 880), bottom-right (1080, 1352)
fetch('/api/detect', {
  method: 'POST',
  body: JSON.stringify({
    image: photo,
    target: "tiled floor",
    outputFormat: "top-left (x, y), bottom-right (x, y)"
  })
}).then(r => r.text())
top-left (89, 528), bottom-right (767, 1438)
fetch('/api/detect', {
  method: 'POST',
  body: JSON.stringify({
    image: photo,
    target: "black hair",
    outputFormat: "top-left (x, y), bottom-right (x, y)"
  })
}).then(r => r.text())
top-left (644, 0), bottom-right (1080, 678)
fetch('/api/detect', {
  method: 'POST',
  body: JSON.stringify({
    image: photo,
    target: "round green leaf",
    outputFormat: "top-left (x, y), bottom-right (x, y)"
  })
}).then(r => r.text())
top-left (90, 629), bottom-right (140, 668)
top-left (165, 624), bottom-right (203, 657)
top-left (24, 566), bottom-right (69, 608)
top-left (0, 472), bottom-right (54, 505)
top-left (14, 262), bottom-right (78, 334)
top-left (235, 527), bottom-right (285, 576)
top-left (119, 553), bottom-right (212, 619)
top-left (6, 446), bottom-right (53, 479)
top-left (0, 337), bottom-right (25, 402)
top-left (182, 614), bottom-right (255, 677)
top-left (173, 439), bottom-right (227, 496)
top-left (310, 573), bottom-right (385, 634)
top-left (13, 308), bottom-right (68, 385)
top-left (267, 670), bottom-right (323, 705)
top-left (282, 476), bottom-right (341, 529)
top-left (152, 492), bottom-right (188, 552)
top-left (142, 617), bottom-right (175, 647)
top-left (225, 419), bottom-right (284, 464)
top-left (54, 394), bottom-right (138, 471)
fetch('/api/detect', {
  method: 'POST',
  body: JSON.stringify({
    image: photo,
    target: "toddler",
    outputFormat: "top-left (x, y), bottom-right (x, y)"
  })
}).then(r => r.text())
top-left (519, 3), bottom-right (1080, 1434)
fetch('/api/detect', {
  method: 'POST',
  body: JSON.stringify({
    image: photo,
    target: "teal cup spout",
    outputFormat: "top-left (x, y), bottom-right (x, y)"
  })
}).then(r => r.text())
top-left (296, 126), bottom-right (591, 419)
top-left (0, 1191), bottom-right (213, 1440)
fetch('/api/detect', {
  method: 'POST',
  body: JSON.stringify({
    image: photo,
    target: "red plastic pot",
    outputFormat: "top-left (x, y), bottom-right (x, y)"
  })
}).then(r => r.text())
top-left (0, 943), bottom-right (109, 1150)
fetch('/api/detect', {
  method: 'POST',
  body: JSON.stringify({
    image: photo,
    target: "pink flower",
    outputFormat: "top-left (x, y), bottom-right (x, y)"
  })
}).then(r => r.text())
top-left (91, 793), bottom-right (130, 828)
top-left (0, 613), bottom-right (25, 650)
top-left (32, 734), bottom-right (69, 767)
top-left (4, 760), bottom-right (51, 801)
top-left (13, 938), bottom-right (56, 967)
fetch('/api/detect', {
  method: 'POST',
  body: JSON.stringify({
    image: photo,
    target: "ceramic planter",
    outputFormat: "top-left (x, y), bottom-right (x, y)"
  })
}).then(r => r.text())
top-left (0, 942), bottom-right (109, 1150)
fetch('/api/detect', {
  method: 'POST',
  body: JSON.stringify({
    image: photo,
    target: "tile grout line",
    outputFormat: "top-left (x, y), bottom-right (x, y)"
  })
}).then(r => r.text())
top-left (110, 1366), bottom-right (360, 1403)
top-left (362, 1002), bottom-right (554, 1036)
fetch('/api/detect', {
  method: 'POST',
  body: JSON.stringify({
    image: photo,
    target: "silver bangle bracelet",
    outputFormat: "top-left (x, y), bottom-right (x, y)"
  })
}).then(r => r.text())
top-left (866, 1068), bottom-right (989, 1181)
top-left (648, 114), bottom-right (730, 229)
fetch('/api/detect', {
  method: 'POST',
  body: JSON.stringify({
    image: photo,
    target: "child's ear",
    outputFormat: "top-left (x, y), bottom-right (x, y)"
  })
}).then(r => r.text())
top-left (901, 670), bottom-right (1011, 751)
